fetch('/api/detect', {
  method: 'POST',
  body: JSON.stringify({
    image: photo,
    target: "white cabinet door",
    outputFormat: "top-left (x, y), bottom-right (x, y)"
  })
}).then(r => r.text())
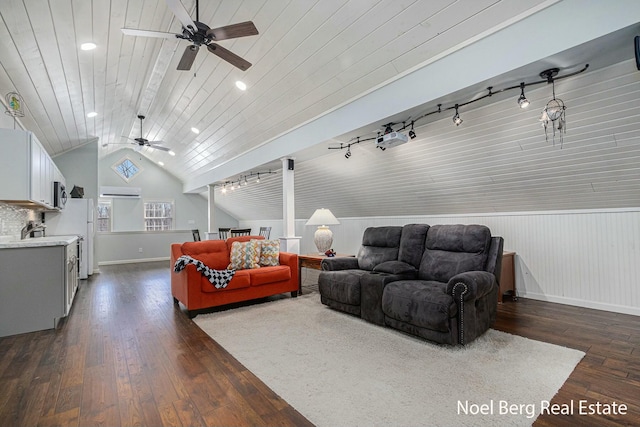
top-left (30, 140), bottom-right (43, 204)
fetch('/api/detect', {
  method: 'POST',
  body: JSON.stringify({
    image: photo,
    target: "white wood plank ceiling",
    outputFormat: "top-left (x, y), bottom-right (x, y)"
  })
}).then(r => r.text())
top-left (0, 0), bottom-right (549, 171)
top-left (1, 1), bottom-right (639, 221)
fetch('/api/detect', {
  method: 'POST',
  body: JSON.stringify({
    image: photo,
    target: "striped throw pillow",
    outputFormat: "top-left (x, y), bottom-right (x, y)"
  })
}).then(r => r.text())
top-left (228, 240), bottom-right (261, 270)
top-left (253, 239), bottom-right (280, 266)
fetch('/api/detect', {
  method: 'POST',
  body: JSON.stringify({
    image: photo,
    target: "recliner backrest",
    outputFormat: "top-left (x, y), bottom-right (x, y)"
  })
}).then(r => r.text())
top-left (357, 226), bottom-right (402, 270)
top-left (418, 224), bottom-right (491, 282)
top-left (398, 224), bottom-right (430, 268)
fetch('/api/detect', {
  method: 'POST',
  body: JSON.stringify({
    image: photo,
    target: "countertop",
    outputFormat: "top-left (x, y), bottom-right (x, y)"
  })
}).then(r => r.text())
top-left (0, 235), bottom-right (78, 249)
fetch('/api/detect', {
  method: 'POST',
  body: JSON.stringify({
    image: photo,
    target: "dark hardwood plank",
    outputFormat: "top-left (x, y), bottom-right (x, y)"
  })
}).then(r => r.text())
top-left (1, 261), bottom-right (639, 426)
top-left (0, 261), bottom-right (313, 427)
top-left (495, 298), bottom-right (640, 426)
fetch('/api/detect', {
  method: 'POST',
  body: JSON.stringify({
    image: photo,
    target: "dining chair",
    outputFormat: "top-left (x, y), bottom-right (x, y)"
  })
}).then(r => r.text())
top-left (218, 228), bottom-right (231, 240)
top-left (192, 229), bottom-right (201, 241)
top-left (259, 226), bottom-right (271, 239)
top-left (230, 228), bottom-right (252, 237)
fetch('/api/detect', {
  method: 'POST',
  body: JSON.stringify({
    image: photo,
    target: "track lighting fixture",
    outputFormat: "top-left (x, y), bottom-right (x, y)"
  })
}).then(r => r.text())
top-left (327, 64), bottom-right (588, 155)
top-left (217, 170), bottom-right (276, 194)
top-left (518, 82), bottom-right (530, 108)
top-left (408, 121), bottom-right (416, 139)
top-left (452, 104), bottom-right (463, 126)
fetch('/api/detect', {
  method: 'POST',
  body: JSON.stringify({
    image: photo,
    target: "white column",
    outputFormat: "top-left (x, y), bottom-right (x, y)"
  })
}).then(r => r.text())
top-left (280, 157), bottom-right (301, 253)
top-left (205, 184), bottom-right (218, 240)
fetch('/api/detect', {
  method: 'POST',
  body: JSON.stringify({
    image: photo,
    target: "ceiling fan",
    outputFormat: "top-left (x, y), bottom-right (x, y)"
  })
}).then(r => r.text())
top-left (121, 0), bottom-right (258, 71)
top-left (124, 115), bottom-right (171, 152)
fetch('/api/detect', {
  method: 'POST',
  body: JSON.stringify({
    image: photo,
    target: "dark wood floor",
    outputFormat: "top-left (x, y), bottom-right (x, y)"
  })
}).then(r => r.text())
top-left (1, 261), bottom-right (639, 426)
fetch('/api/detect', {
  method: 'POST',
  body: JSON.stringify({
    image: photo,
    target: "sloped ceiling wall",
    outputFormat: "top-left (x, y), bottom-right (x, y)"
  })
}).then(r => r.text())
top-left (215, 59), bottom-right (640, 220)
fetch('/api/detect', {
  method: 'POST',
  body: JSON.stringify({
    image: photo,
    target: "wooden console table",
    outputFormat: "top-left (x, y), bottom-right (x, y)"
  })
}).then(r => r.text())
top-left (298, 253), bottom-right (353, 294)
top-left (499, 251), bottom-right (516, 303)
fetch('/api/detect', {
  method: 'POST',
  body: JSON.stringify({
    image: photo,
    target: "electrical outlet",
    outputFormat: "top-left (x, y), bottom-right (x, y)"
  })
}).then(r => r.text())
top-left (138, 247), bottom-right (143, 253)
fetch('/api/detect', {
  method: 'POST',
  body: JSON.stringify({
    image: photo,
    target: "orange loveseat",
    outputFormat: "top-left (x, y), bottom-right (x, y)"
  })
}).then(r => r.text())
top-left (171, 235), bottom-right (299, 318)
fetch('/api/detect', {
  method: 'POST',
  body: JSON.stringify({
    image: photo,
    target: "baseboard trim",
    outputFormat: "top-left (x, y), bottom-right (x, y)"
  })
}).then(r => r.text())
top-left (522, 291), bottom-right (640, 317)
top-left (98, 257), bottom-right (170, 266)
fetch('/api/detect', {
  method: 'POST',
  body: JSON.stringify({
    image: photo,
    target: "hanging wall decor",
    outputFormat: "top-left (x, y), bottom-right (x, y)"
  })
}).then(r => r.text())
top-left (539, 68), bottom-right (566, 147)
top-left (4, 92), bottom-right (25, 118)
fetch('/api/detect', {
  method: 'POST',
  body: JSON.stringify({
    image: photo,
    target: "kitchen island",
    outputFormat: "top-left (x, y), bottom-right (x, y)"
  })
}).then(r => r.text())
top-left (0, 235), bottom-right (79, 337)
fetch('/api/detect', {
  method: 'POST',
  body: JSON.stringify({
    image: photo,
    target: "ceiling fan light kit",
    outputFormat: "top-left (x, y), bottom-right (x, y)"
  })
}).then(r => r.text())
top-left (121, 0), bottom-right (258, 71)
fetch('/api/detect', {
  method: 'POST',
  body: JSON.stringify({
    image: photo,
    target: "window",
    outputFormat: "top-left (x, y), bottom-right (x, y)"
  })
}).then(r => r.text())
top-left (112, 156), bottom-right (142, 182)
top-left (144, 201), bottom-right (174, 231)
top-left (96, 200), bottom-right (112, 232)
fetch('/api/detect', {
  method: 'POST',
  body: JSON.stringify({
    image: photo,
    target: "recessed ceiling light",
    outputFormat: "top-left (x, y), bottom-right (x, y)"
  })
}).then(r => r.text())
top-left (168, 150), bottom-right (176, 156)
top-left (158, 161), bottom-right (164, 166)
top-left (235, 80), bottom-right (247, 91)
top-left (87, 111), bottom-right (98, 118)
top-left (191, 127), bottom-right (200, 134)
top-left (81, 42), bottom-right (96, 51)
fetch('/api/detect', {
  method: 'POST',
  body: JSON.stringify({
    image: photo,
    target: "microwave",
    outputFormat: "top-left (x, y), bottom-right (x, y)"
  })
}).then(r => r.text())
top-left (53, 181), bottom-right (67, 209)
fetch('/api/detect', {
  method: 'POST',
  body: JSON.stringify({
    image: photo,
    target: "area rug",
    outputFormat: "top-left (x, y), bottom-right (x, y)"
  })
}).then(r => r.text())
top-left (194, 294), bottom-right (584, 426)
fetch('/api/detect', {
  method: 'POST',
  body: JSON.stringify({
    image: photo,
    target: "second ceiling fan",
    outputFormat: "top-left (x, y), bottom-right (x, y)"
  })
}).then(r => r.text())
top-left (121, 0), bottom-right (258, 71)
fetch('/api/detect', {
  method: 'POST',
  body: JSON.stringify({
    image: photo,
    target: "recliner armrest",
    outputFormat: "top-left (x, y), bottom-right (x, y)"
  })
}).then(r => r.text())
top-left (321, 257), bottom-right (359, 271)
top-left (446, 271), bottom-right (497, 301)
top-left (373, 260), bottom-right (416, 275)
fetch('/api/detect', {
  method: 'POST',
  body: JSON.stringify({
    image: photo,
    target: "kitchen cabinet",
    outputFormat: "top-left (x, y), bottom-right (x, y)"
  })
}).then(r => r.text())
top-left (0, 128), bottom-right (62, 209)
top-left (0, 236), bottom-right (78, 337)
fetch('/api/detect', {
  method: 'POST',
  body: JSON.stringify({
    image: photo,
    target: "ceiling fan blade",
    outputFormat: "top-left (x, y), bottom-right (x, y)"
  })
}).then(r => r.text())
top-left (207, 43), bottom-right (252, 71)
top-left (121, 28), bottom-right (179, 39)
top-left (165, 0), bottom-right (197, 33)
top-left (149, 144), bottom-right (171, 152)
top-left (206, 21), bottom-right (258, 41)
top-left (177, 45), bottom-right (199, 70)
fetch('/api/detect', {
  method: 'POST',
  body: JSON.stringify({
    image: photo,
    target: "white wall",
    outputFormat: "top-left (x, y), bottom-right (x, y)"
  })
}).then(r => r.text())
top-left (97, 150), bottom-right (210, 264)
top-left (53, 141), bottom-right (99, 201)
top-left (290, 208), bottom-right (640, 316)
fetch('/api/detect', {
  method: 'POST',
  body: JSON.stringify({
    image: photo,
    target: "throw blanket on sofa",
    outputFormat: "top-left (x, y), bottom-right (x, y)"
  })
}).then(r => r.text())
top-left (174, 255), bottom-right (236, 289)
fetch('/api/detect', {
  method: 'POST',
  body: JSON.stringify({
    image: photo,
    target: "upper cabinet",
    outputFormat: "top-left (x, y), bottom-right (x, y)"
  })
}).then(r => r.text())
top-left (0, 128), bottom-right (64, 209)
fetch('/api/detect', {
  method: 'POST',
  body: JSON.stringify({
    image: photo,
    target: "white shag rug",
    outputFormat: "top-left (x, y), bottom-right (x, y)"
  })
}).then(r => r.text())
top-left (194, 294), bottom-right (584, 426)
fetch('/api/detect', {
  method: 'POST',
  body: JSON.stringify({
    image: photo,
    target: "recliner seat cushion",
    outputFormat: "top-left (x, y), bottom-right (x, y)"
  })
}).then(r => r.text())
top-left (318, 269), bottom-right (369, 305)
top-left (356, 226), bottom-right (402, 270)
top-left (419, 224), bottom-right (491, 283)
top-left (382, 280), bottom-right (457, 333)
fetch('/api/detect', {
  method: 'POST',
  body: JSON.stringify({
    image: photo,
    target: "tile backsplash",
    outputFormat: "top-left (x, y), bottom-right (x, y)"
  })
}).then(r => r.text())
top-left (0, 202), bottom-right (37, 238)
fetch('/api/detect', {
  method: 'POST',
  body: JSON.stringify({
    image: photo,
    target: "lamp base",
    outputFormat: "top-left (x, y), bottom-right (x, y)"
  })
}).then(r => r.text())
top-left (314, 226), bottom-right (333, 254)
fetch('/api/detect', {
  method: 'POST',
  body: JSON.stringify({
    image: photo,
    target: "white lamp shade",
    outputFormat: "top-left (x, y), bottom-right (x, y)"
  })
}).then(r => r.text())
top-left (305, 208), bottom-right (340, 226)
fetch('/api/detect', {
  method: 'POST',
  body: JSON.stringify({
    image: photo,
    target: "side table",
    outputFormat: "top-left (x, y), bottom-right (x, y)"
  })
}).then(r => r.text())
top-left (298, 253), bottom-right (353, 294)
top-left (499, 251), bottom-right (516, 303)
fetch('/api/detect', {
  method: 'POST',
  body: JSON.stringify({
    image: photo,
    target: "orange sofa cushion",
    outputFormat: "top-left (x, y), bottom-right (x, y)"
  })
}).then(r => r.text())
top-left (181, 240), bottom-right (229, 270)
top-left (249, 265), bottom-right (292, 286)
top-left (200, 269), bottom-right (251, 293)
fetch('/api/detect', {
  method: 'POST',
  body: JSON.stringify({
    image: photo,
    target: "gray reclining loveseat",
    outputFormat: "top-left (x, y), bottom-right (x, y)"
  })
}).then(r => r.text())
top-left (318, 224), bottom-right (503, 345)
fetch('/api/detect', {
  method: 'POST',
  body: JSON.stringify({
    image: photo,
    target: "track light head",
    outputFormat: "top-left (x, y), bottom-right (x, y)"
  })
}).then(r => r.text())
top-left (518, 82), bottom-right (530, 109)
top-left (408, 129), bottom-right (416, 139)
top-left (345, 147), bottom-right (351, 159)
top-left (453, 104), bottom-right (463, 126)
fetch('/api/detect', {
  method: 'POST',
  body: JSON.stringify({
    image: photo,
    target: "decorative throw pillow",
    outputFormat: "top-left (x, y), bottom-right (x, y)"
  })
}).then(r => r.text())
top-left (253, 239), bottom-right (280, 266)
top-left (228, 240), bottom-right (261, 270)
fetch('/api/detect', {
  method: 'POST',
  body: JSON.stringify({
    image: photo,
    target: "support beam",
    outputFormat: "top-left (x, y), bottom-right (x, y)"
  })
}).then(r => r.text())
top-left (205, 184), bottom-right (217, 240)
top-left (280, 157), bottom-right (300, 253)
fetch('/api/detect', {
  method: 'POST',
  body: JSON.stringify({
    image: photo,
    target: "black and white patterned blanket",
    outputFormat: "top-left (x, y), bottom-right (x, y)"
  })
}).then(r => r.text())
top-left (173, 255), bottom-right (236, 289)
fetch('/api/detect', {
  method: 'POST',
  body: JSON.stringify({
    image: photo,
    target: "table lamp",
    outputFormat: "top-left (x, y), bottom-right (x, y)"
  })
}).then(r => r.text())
top-left (305, 208), bottom-right (340, 254)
